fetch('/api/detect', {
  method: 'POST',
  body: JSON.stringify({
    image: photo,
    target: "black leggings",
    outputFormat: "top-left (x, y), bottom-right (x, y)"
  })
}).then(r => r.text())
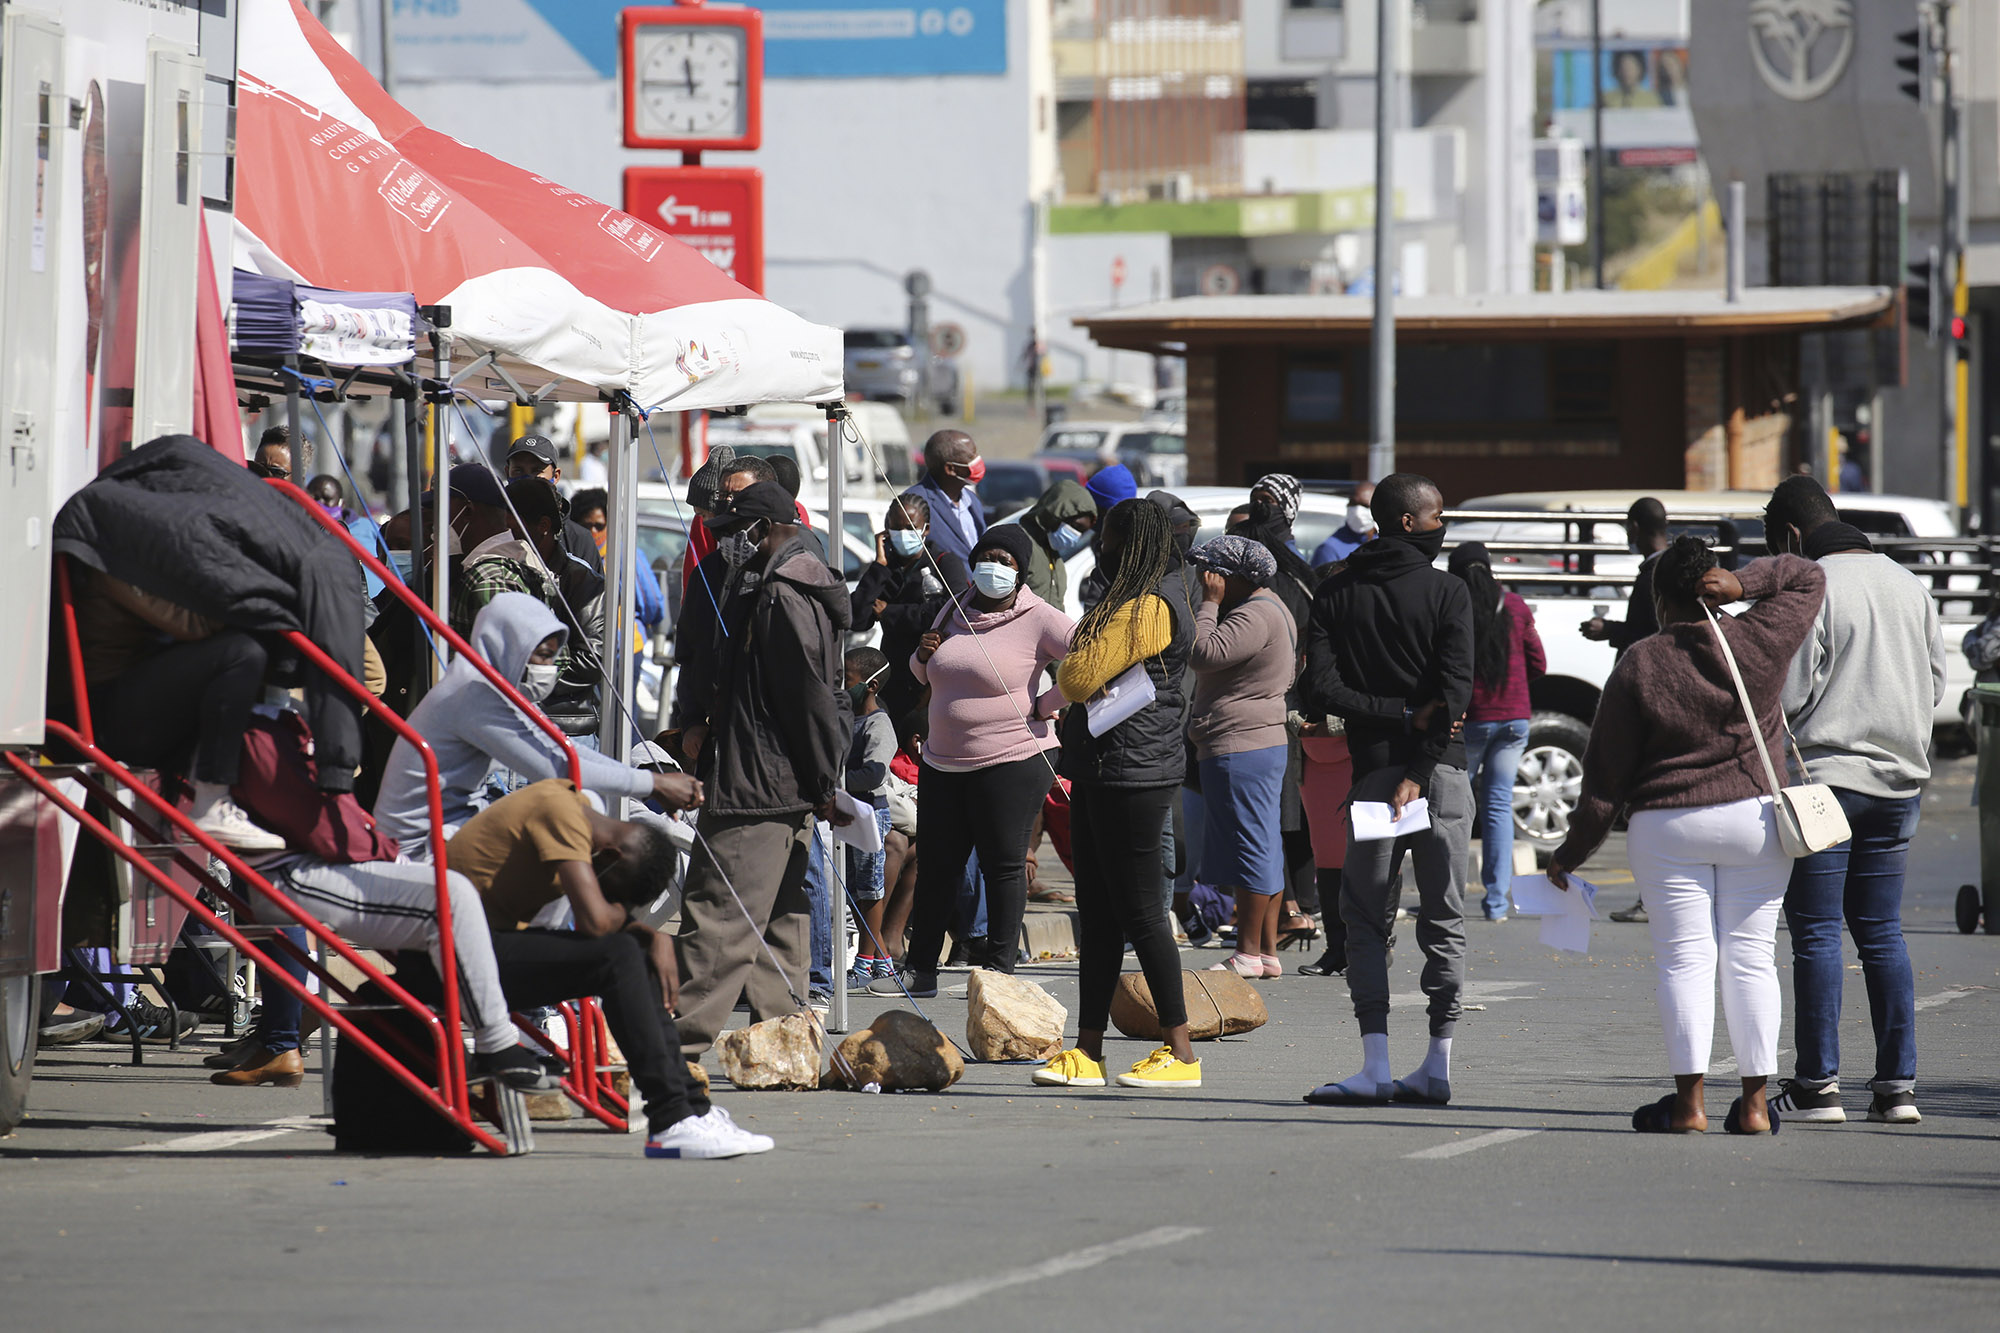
top-left (91, 631), bottom-right (268, 785)
top-left (907, 753), bottom-right (1054, 973)
top-left (1072, 781), bottom-right (1185, 1033)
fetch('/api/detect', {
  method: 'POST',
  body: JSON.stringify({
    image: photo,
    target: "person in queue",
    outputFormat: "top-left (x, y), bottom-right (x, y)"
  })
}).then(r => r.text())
top-left (570, 485), bottom-right (666, 640)
top-left (506, 432), bottom-right (605, 575)
top-left (1300, 473), bottom-right (1473, 1107)
top-left (908, 429), bottom-right (987, 567)
top-left (1314, 481), bottom-right (1378, 566)
top-left (1447, 542), bottom-right (1546, 922)
top-left (1550, 538), bottom-right (1824, 1134)
top-left (248, 424), bottom-right (292, 480)
top-left (1764, 476), bottom-right (1943, 1127)
top-left (850, 491), bottom-right (970, 721)
top-left (670, 481), bottom-right (853, 1063)
top-left (1038, 499), bottom-right (1200, 1091)
top-left (1014, 479), bottom-right (1097, 607)
top-left (1185, 536), bottom-right (1297, 978)
top-left (877, 525), bottom-right (1074, 996)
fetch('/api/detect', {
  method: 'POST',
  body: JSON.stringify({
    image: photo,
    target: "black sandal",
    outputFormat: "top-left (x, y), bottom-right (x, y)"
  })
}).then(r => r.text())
top-left (1723, 1096), bottom-right (1780, 1135)
top-left (1632, 1094), bottom-right (1702, 1134)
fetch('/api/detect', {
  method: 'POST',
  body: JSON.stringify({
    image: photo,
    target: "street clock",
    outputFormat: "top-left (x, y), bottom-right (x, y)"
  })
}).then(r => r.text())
top-left (620, 5), bottom-right (763, 153)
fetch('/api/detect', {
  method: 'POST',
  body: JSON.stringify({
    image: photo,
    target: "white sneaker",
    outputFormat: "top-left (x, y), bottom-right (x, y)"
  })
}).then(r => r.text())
top-left (191, 797), bottom-right (285, 852)
top-left (644, 1106), bottom-right (775, 1159)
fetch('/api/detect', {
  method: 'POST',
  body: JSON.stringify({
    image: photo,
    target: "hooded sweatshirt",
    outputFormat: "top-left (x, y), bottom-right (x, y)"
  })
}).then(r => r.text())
top-left (914, 586), bottom-right (1075, 771)
top-left (1302, 532), bottom-right (1474, 785)
top-left (1018, 480), bottom-right (1097, 606)
top-left (372, 592), bottom-right (652, 845)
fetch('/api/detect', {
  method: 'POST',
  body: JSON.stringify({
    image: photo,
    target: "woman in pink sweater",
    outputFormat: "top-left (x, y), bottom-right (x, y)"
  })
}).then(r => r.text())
top-left (891, 525), bottom-right (1075, 994)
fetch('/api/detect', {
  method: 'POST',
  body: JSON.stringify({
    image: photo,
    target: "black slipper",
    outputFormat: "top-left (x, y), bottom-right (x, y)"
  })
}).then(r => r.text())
top-left (1632, 1094), bottom-right (1702, 1134)
top-left (1723, 1096), bottom-right (1780, 1135)
top-left (1391, 1076), bottom-right (1451, 1105)
top-left (1304, 1078), bottom-right (1391, 1106)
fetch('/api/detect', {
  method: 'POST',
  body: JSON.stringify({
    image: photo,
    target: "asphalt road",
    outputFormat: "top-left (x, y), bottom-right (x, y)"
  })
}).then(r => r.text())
top-left (5, 759), bottom-right (1997, 1332)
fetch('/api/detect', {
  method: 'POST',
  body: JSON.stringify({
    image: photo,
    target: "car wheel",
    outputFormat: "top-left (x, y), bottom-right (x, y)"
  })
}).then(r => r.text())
top-left (1512, 711), bottom-right (1590, 854)
top-left (0, 972), bottom-right (38, 1136)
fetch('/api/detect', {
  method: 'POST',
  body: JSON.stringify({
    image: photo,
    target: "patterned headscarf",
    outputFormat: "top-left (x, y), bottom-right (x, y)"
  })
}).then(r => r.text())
top-left (1189, 534), bottom-right (1277, 588)
top-left (1251, 473), bottom-right (1301, 523)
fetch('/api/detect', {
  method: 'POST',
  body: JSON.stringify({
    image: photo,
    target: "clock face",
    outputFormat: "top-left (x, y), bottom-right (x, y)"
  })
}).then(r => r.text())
top-left (635, 26), bottom-right (747, 140)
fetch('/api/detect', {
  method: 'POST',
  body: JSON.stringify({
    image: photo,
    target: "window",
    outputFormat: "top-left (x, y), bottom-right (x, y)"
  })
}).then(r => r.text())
top-left (1285, 363), bottom-right (1346, 424)
top-left (1549, 344), bottom-right (1617, 420)
top-left (1396, 344), bottom-right (1547, 424)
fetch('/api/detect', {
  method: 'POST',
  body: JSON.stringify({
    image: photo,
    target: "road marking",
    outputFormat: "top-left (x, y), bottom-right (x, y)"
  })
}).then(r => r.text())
top-left (1405, 1128), bottom-right (1541, 1160)
top-left (1709, 1047), bottom-right (1790, 1078)
top-left (780, 1225), bottom-right (1206, 1333)
top-left (1392, 981), bottom-right (1537, 1010)
top-left (121, 1115), bottom-right (319, 1153)
top-left (1915, 987), bottom-right (1978, 1011)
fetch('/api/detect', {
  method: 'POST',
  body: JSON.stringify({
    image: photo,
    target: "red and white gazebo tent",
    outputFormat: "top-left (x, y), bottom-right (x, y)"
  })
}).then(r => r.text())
top-left (231, 0), bottom-right (841, 414)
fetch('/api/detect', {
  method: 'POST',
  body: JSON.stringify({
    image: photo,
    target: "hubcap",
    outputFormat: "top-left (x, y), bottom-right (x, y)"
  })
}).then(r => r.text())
top-left (1513, 744), bottom-right (1583, 842)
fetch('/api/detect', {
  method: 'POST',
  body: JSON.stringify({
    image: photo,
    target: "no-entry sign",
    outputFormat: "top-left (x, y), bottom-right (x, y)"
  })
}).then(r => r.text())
top-left (622, 166), bottom-right (765, 293)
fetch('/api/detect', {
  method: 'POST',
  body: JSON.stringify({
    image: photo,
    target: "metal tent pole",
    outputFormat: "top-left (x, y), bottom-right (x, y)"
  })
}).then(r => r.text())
top-left (599, 402), bottom-right (636, 762)
top-left (428, 320), bottom-right (452, 668)
top-left (826, 400), bottom-right (849, 1034)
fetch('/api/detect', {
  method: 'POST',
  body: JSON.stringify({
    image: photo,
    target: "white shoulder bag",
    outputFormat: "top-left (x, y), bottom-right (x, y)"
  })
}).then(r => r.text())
top-left (1703, 604), bottom-right (1850, 858)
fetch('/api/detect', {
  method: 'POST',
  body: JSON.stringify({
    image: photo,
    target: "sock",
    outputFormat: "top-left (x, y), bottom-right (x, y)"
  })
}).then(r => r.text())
top-left (1398, 1036), bottom-right (1453, 1097)
top-left (1316, 1032), bottom-right (1392, 1097)
top-left (1796, 1075), bottom-right (1836, 1093)
top-left (190, 781), bottom-right (227, 819)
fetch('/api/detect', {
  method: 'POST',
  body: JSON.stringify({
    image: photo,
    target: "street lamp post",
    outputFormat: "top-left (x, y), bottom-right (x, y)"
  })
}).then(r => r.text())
top-left (1368, 0), bottom-right (1396, 483)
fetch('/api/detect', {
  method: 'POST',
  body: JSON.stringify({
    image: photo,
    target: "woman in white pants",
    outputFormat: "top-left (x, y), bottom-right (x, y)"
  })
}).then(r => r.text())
top-left (1551, 538), bottom-right (1824, 1135)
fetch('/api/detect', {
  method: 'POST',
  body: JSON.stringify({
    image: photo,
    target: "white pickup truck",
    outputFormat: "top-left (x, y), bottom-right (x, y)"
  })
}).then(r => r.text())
top-left (1450, 489), bottom-right (1980, 854)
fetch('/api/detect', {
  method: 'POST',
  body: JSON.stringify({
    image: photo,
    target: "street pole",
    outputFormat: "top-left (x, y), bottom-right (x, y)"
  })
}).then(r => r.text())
top-left (1589, 0), bottom-right (1604, 289)
top-left (1368, 0), bottom-right (1396, 483)
top-left (378, 0), bottom-right (395, 97)
top-left (1940, 0), bottom-right (1964, 515)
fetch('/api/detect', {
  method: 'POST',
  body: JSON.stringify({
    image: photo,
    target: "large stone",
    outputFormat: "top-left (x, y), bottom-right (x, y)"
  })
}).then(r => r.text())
top-left (1110, 969), bottom-right (1268, 1042)
top-left (965, 969), bottom-right (1067, 1063)
top-left (823, 1010), bottom-right (964, 1092)
top-left (715, 1012), bottom-right (823, 1090)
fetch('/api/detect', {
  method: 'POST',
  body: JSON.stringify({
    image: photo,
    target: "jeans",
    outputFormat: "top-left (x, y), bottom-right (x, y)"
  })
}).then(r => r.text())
top-left (806, 823), bottom-right (832, 990)
top-left (1071, 782), bottom-right (1184, 1033)
top-left (1462, 719), bottom-right (1530, 917)
top-left (259, 927), bottom-right (311, 1054)
top-left (1627, 796), bottom-right (1790, 1077)
top-left (1784, 789), bottom-right (1921, 1090)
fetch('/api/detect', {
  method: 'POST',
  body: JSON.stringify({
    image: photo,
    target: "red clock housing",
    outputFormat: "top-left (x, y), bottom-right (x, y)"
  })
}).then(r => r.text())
top-left (620, 5), bottom-right (764, 153)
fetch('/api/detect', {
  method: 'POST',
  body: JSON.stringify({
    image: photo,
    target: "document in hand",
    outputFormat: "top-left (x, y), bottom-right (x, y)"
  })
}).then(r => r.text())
top-left (1350, 798), bottom-right (1431, 842)
top-left (1086, 662), bottom-right (1157, 737)
top-left (1509, 873), bottom-right (1599, 953)
top-left (831, 790), bottom-right (884, 852)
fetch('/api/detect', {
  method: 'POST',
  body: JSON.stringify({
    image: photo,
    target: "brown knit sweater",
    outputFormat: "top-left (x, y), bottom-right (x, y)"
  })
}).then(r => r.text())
top-left (1555, 555), bottom-right (1826, 869)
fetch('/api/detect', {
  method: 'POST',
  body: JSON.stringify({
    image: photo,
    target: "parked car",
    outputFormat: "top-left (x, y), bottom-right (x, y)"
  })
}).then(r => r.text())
top-left (746, 399), bottom-right (918, 493)
top-left (1037, 419), bottom-right (1189, 489)
top-left (844, 328), bottom-right (961, 415)
top-left (975, 460), bottom-right (1065, 522)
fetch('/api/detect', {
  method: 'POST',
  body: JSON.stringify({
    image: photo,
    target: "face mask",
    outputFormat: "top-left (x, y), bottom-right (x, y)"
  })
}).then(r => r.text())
top-left (1346, 502), bottom-right (1373, 533)
top-left (592, 529), bottom-right (609, 557)
top-left (318, 500), bottom-right (343, 518)
top-left (887, 527), bottom-right (926, 558)
top-left (1048, 522), bottom-right (1089, 559)
top-left (965, 456), bottom-right (987, 484)
top-left (521, 663), bottom-right (559, 703)
top-left (846, 665), bottom-right (885, 713)
top-left (388, 550), bottom-right (416, 579)
top-left (1395, 521), bottom-right (1448, 561)
top-left (1247, 499), bottom-right (1285, 530)
top-left (718, 522), bottom-right (765, 568)
top-left (970, 561), bottom-right (1018, 599)
top-left (1172, 529), bottom-right (1194, 558)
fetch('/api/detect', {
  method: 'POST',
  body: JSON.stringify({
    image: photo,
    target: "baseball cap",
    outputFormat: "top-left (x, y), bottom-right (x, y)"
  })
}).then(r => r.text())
top-left (507, 434), bottom-right (559, 470)
top-left (707, 480), bottom-right (797, 533)
top-left (442, 463), bottom-right (506, 509)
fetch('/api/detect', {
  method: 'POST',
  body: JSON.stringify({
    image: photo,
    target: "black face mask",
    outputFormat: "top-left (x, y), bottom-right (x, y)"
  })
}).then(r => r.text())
top-left (1172, 530), bottom-right (1194, 558)
top-left (1393, 521), bottom-right (1448, 561)
top-left (718, 521), bottom-right (766, 569)
top-left (1246, 499), bottom-right (1287, 531)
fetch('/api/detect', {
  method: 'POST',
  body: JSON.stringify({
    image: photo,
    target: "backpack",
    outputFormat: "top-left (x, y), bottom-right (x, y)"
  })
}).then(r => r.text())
top-left (232, 711), bottom-right (399, 864)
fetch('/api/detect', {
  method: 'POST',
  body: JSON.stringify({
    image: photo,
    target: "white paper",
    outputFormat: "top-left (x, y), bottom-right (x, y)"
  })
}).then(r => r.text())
top-left (1510, 873), bottom-right (1599, 953)
top-left (1086, 663), bottom-right (1157, 737)
top-left (831, 790), bottom-right (884, 852)
top-left (1350, 798), bottom-right (1431, 842)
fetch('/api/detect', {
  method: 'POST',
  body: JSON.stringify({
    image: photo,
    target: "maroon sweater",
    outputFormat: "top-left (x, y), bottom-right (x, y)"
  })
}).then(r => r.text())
top-left (1554, 555), bottom-right (1825, 869)
top-left (1467, 592), bottom-right (1546, 722)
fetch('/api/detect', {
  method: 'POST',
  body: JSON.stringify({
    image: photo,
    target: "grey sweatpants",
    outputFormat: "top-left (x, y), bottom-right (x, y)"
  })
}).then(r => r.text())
top-left (672, 809), bottom-right (815, 1057)
top-left (1340, 764), bottom-right (1472, 1039)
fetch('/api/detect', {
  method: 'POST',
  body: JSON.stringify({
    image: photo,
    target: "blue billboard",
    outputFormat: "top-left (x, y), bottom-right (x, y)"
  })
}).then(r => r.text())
top-left (756, 0), bottom-right (1009, 78)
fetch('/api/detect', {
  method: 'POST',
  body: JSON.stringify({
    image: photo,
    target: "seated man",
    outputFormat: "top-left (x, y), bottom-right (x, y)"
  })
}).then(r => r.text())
top-left (373, 592), bottom-right (693, 849)
top-left (214, 708), bottom-right (555, 1093)
top-left (447, 778), bottom-right (773, 1160)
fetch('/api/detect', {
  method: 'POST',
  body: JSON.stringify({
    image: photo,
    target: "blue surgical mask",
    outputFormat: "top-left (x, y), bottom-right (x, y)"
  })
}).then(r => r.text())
top-left (887, 527), bottom-right (925, 558)
top-left (1048, 522), bottom-right (1089, 559)
top-left (388, 550), bottom-right (415, 579)
top-left (970, 562), bottom-right (1019, 599)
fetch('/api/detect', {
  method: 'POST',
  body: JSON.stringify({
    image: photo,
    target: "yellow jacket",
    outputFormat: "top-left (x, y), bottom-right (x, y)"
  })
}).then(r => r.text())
top-left (1057, 595), bottom-right (1172, 703)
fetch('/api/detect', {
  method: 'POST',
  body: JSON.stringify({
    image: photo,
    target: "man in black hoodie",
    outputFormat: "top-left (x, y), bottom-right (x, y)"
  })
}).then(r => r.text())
top-left (670, 481), bottom-right (854, 1060)
top-left (1300, 472), bottom-right (1474, 1107)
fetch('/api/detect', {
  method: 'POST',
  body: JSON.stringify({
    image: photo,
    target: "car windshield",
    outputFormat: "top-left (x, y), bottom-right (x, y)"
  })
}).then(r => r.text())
top-left (844, 330), bottom-right (908, 350)
top-left (976, 465), bottom-right (1046, 515)
top-left (1043, 429), bottom-right (1108, 453)
top-left (1117, 431), bottom-right (1184, 455)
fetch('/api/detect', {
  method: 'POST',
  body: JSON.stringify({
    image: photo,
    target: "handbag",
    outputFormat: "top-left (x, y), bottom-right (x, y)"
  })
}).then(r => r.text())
top-left (1702, 604), bottom-right (1850, 858)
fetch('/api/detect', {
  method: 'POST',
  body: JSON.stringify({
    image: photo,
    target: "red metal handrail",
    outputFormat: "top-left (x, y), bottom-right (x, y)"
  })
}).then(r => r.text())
top-left (262, 477), bottom-right (582, 787)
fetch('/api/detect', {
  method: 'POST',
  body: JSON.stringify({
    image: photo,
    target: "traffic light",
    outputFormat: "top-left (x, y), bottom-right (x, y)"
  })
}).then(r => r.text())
top-left (1907, 247), bottom-right (1940, 342)
top-left (1896, 26), bottom-right (1929, 105)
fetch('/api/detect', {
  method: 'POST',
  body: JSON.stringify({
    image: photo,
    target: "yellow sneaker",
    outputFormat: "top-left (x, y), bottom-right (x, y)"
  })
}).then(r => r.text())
top-left (1115, 1046), bottom-right (1202, 1089)
top-left (1032, 1048), bottom-right (1106, 1087)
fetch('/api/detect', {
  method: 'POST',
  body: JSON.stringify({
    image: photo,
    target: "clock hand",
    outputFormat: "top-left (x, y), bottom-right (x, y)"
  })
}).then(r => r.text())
top-left (683, 57), bottom-right (695, 95)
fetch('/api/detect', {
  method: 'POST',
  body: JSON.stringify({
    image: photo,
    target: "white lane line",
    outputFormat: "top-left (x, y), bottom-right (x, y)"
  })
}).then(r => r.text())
top-left (1709, 1047), bottom-right (1790, 1078)
top-left (121, 1115), bottom-right (320, 1153)
top-left (1405, 1128), bottom-right (1541, 1160)
top-left (1915, 987), bottom-right (1978, 1011)
top-left (780, 1225), bottom-right (1206, 1333)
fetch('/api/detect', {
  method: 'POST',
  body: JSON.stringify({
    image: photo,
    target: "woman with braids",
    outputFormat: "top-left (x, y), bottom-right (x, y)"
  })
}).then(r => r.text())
top-left (1447, 542), bottom-right (1546, 921)
top-left (1551, 537), bottom-right (1823, 1135)
top-left (1036, 499), bottom-right (1201, 1090)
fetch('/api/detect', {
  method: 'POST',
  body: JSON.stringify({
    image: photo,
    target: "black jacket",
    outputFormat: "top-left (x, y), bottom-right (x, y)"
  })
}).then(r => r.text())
top-left (688, 535), bottom-right (853, 816)
top-left (849, 544), bottom-right (969, 718)
top-left (1607, 550), bottom-right (1661, 654)
top-left (52, 435), bottom-right (365, 791)
top-left (1060, 560), bottom-right (1196, 788)
top-left (1302, 533), bottom-right (1473, 786)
